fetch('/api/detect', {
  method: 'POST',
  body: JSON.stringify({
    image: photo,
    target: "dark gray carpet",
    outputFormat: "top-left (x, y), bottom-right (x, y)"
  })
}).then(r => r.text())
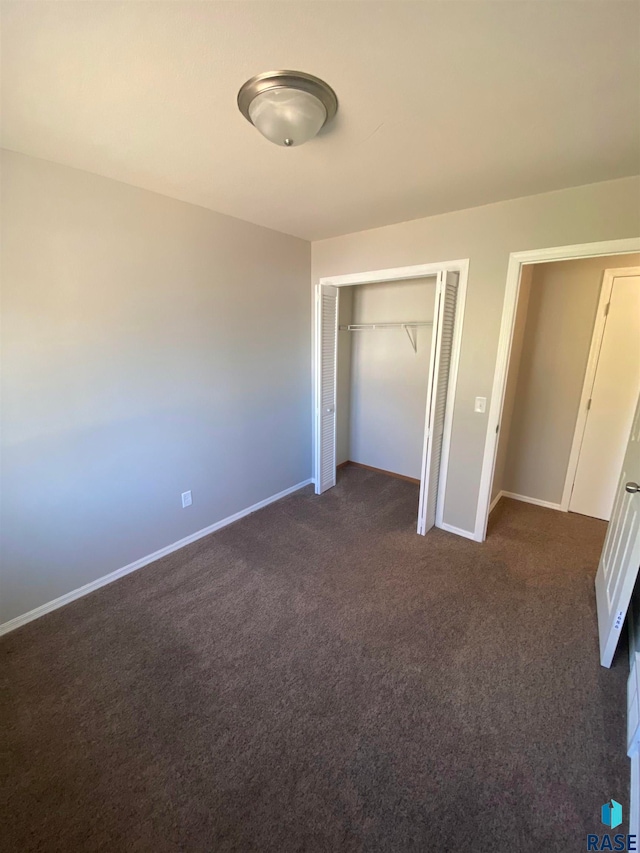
top-left (1, 466), bottom-right (629, 852)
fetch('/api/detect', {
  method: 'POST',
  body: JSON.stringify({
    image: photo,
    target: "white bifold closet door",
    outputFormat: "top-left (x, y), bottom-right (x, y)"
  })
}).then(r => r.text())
top-left (315, 284), bottom-right (338, 494)
top-left (417, 270), bottom-right (459, 535)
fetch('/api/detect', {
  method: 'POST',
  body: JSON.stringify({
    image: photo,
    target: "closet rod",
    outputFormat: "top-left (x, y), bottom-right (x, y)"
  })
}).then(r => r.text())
top-left (338, 321), bottom-right (433, 330)
top-left (338, 321), bottom-right (432, 354)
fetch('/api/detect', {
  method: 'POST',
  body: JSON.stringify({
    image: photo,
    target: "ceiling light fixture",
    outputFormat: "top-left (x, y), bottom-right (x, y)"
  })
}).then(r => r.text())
top-left (237, 70), bottom-right (338, 148)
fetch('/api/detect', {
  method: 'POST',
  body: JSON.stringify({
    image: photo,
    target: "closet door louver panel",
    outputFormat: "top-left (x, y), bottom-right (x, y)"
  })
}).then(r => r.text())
top-left (418, 271), bottom-right (458, 534)
top-left (316, 285), bottom-right (338, 493)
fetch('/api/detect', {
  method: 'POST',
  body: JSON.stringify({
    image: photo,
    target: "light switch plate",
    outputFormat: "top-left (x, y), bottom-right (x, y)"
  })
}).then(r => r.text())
top-left (474, 397), bottom-right (487, 413)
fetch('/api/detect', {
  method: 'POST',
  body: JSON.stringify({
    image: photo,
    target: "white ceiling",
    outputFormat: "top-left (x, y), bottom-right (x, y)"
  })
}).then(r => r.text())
top-left (2, 1), bottom-right (639, 241)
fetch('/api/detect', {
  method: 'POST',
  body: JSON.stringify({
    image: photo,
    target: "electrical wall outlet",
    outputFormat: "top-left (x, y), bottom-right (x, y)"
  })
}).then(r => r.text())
top-left (181, 490), bottom-right (192, 508)
top-left (474, 396), bottom-right (487, 413)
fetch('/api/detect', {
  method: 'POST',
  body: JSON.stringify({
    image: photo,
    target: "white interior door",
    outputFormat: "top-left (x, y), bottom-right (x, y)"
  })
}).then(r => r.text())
top-left (417, 270), bottom-right (458, 535)
top-left (315, 284), bottom-right (338, 494)
top-left (595, 393), bottom-right (640, 667)
top-left (570, 271), bottom-right (640, 520)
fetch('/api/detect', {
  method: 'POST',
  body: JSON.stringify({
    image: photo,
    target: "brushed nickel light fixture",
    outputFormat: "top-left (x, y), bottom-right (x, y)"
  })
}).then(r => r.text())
top-left (237, 70), bottom-right (338, 147)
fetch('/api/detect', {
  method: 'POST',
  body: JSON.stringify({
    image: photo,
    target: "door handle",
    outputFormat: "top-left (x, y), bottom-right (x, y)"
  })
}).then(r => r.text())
top-left (625, 482), bottom-right (640, 494)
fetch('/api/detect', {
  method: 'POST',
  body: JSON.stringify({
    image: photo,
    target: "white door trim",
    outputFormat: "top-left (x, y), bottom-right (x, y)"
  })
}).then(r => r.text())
top-left (475, 238), bottom-right (640, 542)
top-left (313, 259), bottom-right (469, 534)
top-left (560, 266), bottom-right (640, 512)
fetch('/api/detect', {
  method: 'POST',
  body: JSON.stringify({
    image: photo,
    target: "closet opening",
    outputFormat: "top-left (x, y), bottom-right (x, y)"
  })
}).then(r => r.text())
top-left (337, 276), bottom-right (435, 494)
top-left (313, 262), bottom-right (468, 537)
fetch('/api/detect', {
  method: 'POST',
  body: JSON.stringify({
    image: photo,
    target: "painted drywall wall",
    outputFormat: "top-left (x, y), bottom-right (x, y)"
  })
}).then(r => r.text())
top-left (347, 278), bottom-right (435, 479)
top-left (0, 150), bottom-right (311, 624)
top-left (501, 253), bottom-right (640, 505)
top-left (312, 177), bottom-right (640, 534)
top-left (336, 287), bottom-right (353, 466)
top-left (491, 264), bottom-right (533, 502)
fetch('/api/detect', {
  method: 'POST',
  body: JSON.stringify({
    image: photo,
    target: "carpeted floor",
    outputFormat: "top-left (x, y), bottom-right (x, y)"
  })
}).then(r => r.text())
top-left (1, 466), bottom-right (629, 852)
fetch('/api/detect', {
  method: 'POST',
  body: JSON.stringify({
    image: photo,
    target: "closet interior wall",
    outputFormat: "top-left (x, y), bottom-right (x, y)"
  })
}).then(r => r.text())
top-left (336, 277), bottom-right (436, 481)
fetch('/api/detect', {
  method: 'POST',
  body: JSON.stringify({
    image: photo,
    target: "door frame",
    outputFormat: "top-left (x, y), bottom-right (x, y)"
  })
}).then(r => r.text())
top-left (313, 258), bottom-right (469, 533)
top-left (561, 266), bottom-right (640, 513)
top-left (475, 238), bottom-right (640, 542)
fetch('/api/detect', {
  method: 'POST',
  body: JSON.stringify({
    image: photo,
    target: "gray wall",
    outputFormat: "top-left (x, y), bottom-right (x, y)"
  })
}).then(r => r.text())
top-left (312, 177), bottom-right (640, 534)
top-left (1, 150), bottom-right (311, 624)
top-left (500, 253), bottom-right (640, 504)
top-left (348, 278), bottom-right (435, 479)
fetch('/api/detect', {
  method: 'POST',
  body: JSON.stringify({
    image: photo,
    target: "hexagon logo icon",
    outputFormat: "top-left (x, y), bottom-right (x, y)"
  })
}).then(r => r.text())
top-left (601, 799), bottom-right (623, 829)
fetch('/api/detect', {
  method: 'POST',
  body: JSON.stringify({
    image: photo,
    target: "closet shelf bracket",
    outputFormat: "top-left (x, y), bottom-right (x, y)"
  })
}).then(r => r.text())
top-left (404, 324), bottom-right (418, 354)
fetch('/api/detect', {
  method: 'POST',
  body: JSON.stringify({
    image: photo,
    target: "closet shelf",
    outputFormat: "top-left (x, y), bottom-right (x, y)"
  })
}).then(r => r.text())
top-left (338, 321), bottom-right (432, 354)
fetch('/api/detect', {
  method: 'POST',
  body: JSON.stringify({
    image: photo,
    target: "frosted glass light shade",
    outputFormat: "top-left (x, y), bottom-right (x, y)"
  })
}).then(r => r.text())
top-left (248, 88), bottom-right (327, 147)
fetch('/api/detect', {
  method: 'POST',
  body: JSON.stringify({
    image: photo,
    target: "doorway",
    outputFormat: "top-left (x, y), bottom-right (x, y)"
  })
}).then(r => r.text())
top-left (313, 261), bottom-right (468, 536)
top-left (488, 253), bottom-right (639, 524)
top-left (482, 245), bottom-right (640, 668)
top-left (476, 238), bottom-right (640, 541)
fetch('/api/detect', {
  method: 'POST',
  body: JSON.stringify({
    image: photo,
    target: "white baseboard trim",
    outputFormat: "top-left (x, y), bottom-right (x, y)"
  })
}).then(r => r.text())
top-left (500, 491), bottom-right (563, 511)
top-left (489, 491), bottom-right (503, 513)
top-left (438, 522), bottom-right (479, 542)
top-left (0, 478), bottom-right (314, 637)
